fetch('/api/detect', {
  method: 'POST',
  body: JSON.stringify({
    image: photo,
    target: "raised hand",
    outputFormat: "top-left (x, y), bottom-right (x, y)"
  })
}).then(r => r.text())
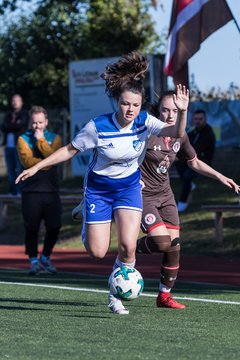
top-left (173, 84), bottom-right (189, 112)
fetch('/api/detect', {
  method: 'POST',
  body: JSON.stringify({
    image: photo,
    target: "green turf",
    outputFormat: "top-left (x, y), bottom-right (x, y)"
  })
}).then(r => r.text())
top-left (0, 269), bottom-right (239, 360)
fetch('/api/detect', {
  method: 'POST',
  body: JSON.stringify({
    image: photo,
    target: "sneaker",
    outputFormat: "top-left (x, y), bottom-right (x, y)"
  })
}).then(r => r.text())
top-left (108, 294), bottom-right (129, 315)
top-left (29, 261), bottom-right (41, 276)
top-left (177, 201), bottom-right (188, 212)
top-left (39, 256), bottom-right (57, 274)
top-left (72, 200), bottom-right (83, 222)
top-left (156, 292), bottom-right (186, 309)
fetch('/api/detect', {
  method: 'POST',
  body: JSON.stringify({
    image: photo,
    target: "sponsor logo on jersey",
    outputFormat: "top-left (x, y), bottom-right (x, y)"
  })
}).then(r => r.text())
top-left (133, 140), bottom-right (143, 152)
top-left (106, 142), bottom-right (114, 148)
top-left (153, 145), bottom-right (162, 151)
top-left (145, 213), bottom-right (156, 225)
top-left (172, 141), bottom-right (180, 153)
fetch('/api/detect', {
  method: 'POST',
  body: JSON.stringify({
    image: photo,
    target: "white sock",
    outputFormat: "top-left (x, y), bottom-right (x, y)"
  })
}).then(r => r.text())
top-left (113, 257), bottom-right (136, 270)
top-left (159, 282), bottom-right (171, 293)
top-left (109, 258), bottom-right (136, 302)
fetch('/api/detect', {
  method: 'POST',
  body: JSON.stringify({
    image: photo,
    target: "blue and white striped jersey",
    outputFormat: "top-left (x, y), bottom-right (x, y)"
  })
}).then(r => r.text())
top-left (72, 111), bottom-right (165, 179)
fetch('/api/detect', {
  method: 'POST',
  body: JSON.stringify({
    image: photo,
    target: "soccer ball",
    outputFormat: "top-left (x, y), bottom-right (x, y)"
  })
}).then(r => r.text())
top-left (109, 266), bottom-right (144, 301)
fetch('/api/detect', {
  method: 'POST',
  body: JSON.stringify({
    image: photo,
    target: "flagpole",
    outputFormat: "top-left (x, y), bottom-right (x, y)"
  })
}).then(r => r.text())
top-left (225, 0), bottom-right (240, 33)
top-left (232, 17), bottom-right (240, 34)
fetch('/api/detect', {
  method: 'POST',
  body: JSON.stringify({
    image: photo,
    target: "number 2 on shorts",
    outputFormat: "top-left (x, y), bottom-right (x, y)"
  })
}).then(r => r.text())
top-left (90, 203), bottom-right (96, 213)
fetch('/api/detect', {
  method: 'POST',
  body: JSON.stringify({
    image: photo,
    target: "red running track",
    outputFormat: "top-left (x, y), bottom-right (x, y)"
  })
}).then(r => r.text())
top-left (0, 245), bottom-right (239, 287)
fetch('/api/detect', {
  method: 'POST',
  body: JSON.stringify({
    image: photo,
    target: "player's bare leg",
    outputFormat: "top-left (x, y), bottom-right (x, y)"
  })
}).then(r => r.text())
top-left (108, 209), bottom-right (141, 315)
top-left (83, 223), bottom-right (111, 259)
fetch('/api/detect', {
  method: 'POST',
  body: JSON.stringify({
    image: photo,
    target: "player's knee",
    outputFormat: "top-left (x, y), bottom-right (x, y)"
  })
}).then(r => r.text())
top-left (171, 237), bottom-right (181, 248)
top-left (88, 249), bottom-right (107, 260)
top-left (163, 238), bottom-right (181, 266)
top-left (168, 238), bottom-right (181, 257)
top-left (85, 244), bottom-right (108, 259)
top-left (147, 235), bottom-right (171, 253)
top-left (120, 243), bottom-right (136, 260)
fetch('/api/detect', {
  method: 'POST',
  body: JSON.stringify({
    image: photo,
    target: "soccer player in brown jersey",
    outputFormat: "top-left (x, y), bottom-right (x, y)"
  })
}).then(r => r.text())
top-left (137, 91), bottom-right (240, 309)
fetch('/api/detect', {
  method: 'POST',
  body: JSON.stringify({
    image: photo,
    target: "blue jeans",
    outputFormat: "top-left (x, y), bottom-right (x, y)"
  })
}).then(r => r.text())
top-left (4, 147), bottom-right (23, 195)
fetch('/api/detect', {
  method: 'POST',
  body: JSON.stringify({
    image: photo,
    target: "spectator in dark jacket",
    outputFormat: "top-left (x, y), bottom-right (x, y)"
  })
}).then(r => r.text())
top-left (175, 109), bottom-right (216, 212)
top-left (17, 106), bottom-right (62, 275)
top-left (1, 94), bottom-right (29, 195)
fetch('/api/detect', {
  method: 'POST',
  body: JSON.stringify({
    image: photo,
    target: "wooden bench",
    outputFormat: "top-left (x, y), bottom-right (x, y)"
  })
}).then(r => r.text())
top-left (0, 193), bottom-right (83, 228)
top-left (202, 204), bottom-right (240, 243)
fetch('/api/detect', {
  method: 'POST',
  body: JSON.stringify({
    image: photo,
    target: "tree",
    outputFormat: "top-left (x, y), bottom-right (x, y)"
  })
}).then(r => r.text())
top-left (0, 0), bottom-right (160, 109)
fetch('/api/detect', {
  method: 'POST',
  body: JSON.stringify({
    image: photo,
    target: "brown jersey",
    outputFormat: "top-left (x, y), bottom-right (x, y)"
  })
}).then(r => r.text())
top-left (140, 132), bottom-right (196, 231)
top-left (141, 132), bottom-right (196, 196)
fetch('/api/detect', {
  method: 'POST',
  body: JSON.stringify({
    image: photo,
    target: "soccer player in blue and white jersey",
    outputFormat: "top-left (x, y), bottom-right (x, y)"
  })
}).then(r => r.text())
top-left (16, 50), bottom-right (189, 314)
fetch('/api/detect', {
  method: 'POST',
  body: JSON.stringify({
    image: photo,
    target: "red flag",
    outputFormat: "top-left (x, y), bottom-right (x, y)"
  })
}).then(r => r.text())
top-left (164, 0), bottom-right (234, 87)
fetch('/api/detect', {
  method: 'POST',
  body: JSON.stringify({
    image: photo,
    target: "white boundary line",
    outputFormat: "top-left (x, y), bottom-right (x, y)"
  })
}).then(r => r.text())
top-left (1, 281), bottom-right (240, 305)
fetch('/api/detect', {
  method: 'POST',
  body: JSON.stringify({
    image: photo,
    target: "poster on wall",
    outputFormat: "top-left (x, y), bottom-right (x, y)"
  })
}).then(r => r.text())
top-left (69, 57), bottom-right (118, 176)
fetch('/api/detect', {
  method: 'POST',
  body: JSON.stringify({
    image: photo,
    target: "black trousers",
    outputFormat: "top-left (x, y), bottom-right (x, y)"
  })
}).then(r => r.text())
top-left (21, 192), bottom-right (62, 258)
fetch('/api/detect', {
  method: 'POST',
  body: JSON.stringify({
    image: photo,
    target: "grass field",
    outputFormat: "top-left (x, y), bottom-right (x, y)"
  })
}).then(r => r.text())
top-left (1, 173), bottom-right (239, 359)
top-left (1, 269), bottom-right (240, 360)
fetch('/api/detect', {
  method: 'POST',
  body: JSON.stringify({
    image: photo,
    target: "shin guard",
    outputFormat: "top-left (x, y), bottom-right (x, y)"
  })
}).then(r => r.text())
top-left (160, 238), bottom-right (181, 288)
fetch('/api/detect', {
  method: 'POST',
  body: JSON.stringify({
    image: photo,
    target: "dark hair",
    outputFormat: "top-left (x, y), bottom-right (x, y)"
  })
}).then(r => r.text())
top-left (149, 90), bottom-right (176, 118)
top-left (194, 109), bottom-right (206, 117)
top-left (30, 105), bottom-right (48, 118)
top-left (101, 50), bottom-right (149, 100)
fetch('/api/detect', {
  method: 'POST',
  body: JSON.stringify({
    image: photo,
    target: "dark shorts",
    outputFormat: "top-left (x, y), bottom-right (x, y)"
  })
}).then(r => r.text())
top-left (141, 188), bottom-right (180, 233)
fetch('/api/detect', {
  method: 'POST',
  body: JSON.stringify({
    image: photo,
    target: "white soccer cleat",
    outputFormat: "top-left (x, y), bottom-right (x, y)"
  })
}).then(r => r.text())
top-left (72, 200), bottom-right (83, 222)
top-left (108, 294), bottom-right (129, 315)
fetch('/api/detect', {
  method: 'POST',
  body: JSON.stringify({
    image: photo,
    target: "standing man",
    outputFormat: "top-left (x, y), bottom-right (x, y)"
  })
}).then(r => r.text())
top-left (175, 109), bottom-right (216, 212)
top-left (17, 106), bottom-right (62, 275)
top-left (1, 94), bottom-right (29, 195)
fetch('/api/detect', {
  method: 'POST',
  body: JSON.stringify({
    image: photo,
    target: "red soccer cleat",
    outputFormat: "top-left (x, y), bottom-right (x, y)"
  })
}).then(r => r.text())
top-left (156, 292), bottom-right (186, 309)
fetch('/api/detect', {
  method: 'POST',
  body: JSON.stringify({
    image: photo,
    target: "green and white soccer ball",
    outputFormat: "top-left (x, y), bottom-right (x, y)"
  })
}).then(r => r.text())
top-left (109, 266), bottom-right (144, 301)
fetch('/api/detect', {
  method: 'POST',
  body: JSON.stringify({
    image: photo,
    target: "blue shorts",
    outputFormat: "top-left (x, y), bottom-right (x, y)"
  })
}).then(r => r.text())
top-left (83, 170), bottom-right (142, 224)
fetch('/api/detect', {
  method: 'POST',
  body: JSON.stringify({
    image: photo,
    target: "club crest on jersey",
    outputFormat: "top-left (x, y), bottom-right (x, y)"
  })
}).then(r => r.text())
top-left (132, 140), bottom-right (142, 152)
top-left (145, 213), bottom-right (156, 225)
top-left (172, 141), bottom-right (180, 153)
top-left (157, 165), bottom-right (167, 174)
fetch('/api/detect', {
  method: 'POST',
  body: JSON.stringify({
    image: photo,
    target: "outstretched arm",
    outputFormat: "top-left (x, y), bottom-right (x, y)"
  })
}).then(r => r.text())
top-left (188, 157), bottom-right (240, 193)
top-left (15, 143), bottom-right (78, 183)
top-left (160, 84), bottom-right (189, 138)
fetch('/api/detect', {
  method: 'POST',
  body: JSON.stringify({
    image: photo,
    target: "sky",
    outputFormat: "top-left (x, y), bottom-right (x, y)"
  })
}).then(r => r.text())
top-left (150, 0), bottom-right (240, 92)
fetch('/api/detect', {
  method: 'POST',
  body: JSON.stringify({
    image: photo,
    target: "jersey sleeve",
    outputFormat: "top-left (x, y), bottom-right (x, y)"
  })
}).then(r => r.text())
top-left (177, 133), bottom-right (196, 162)
top-left (71, 120), bottom-right (98, 152)
top-left (145, 114), bottom-right (165, 136)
